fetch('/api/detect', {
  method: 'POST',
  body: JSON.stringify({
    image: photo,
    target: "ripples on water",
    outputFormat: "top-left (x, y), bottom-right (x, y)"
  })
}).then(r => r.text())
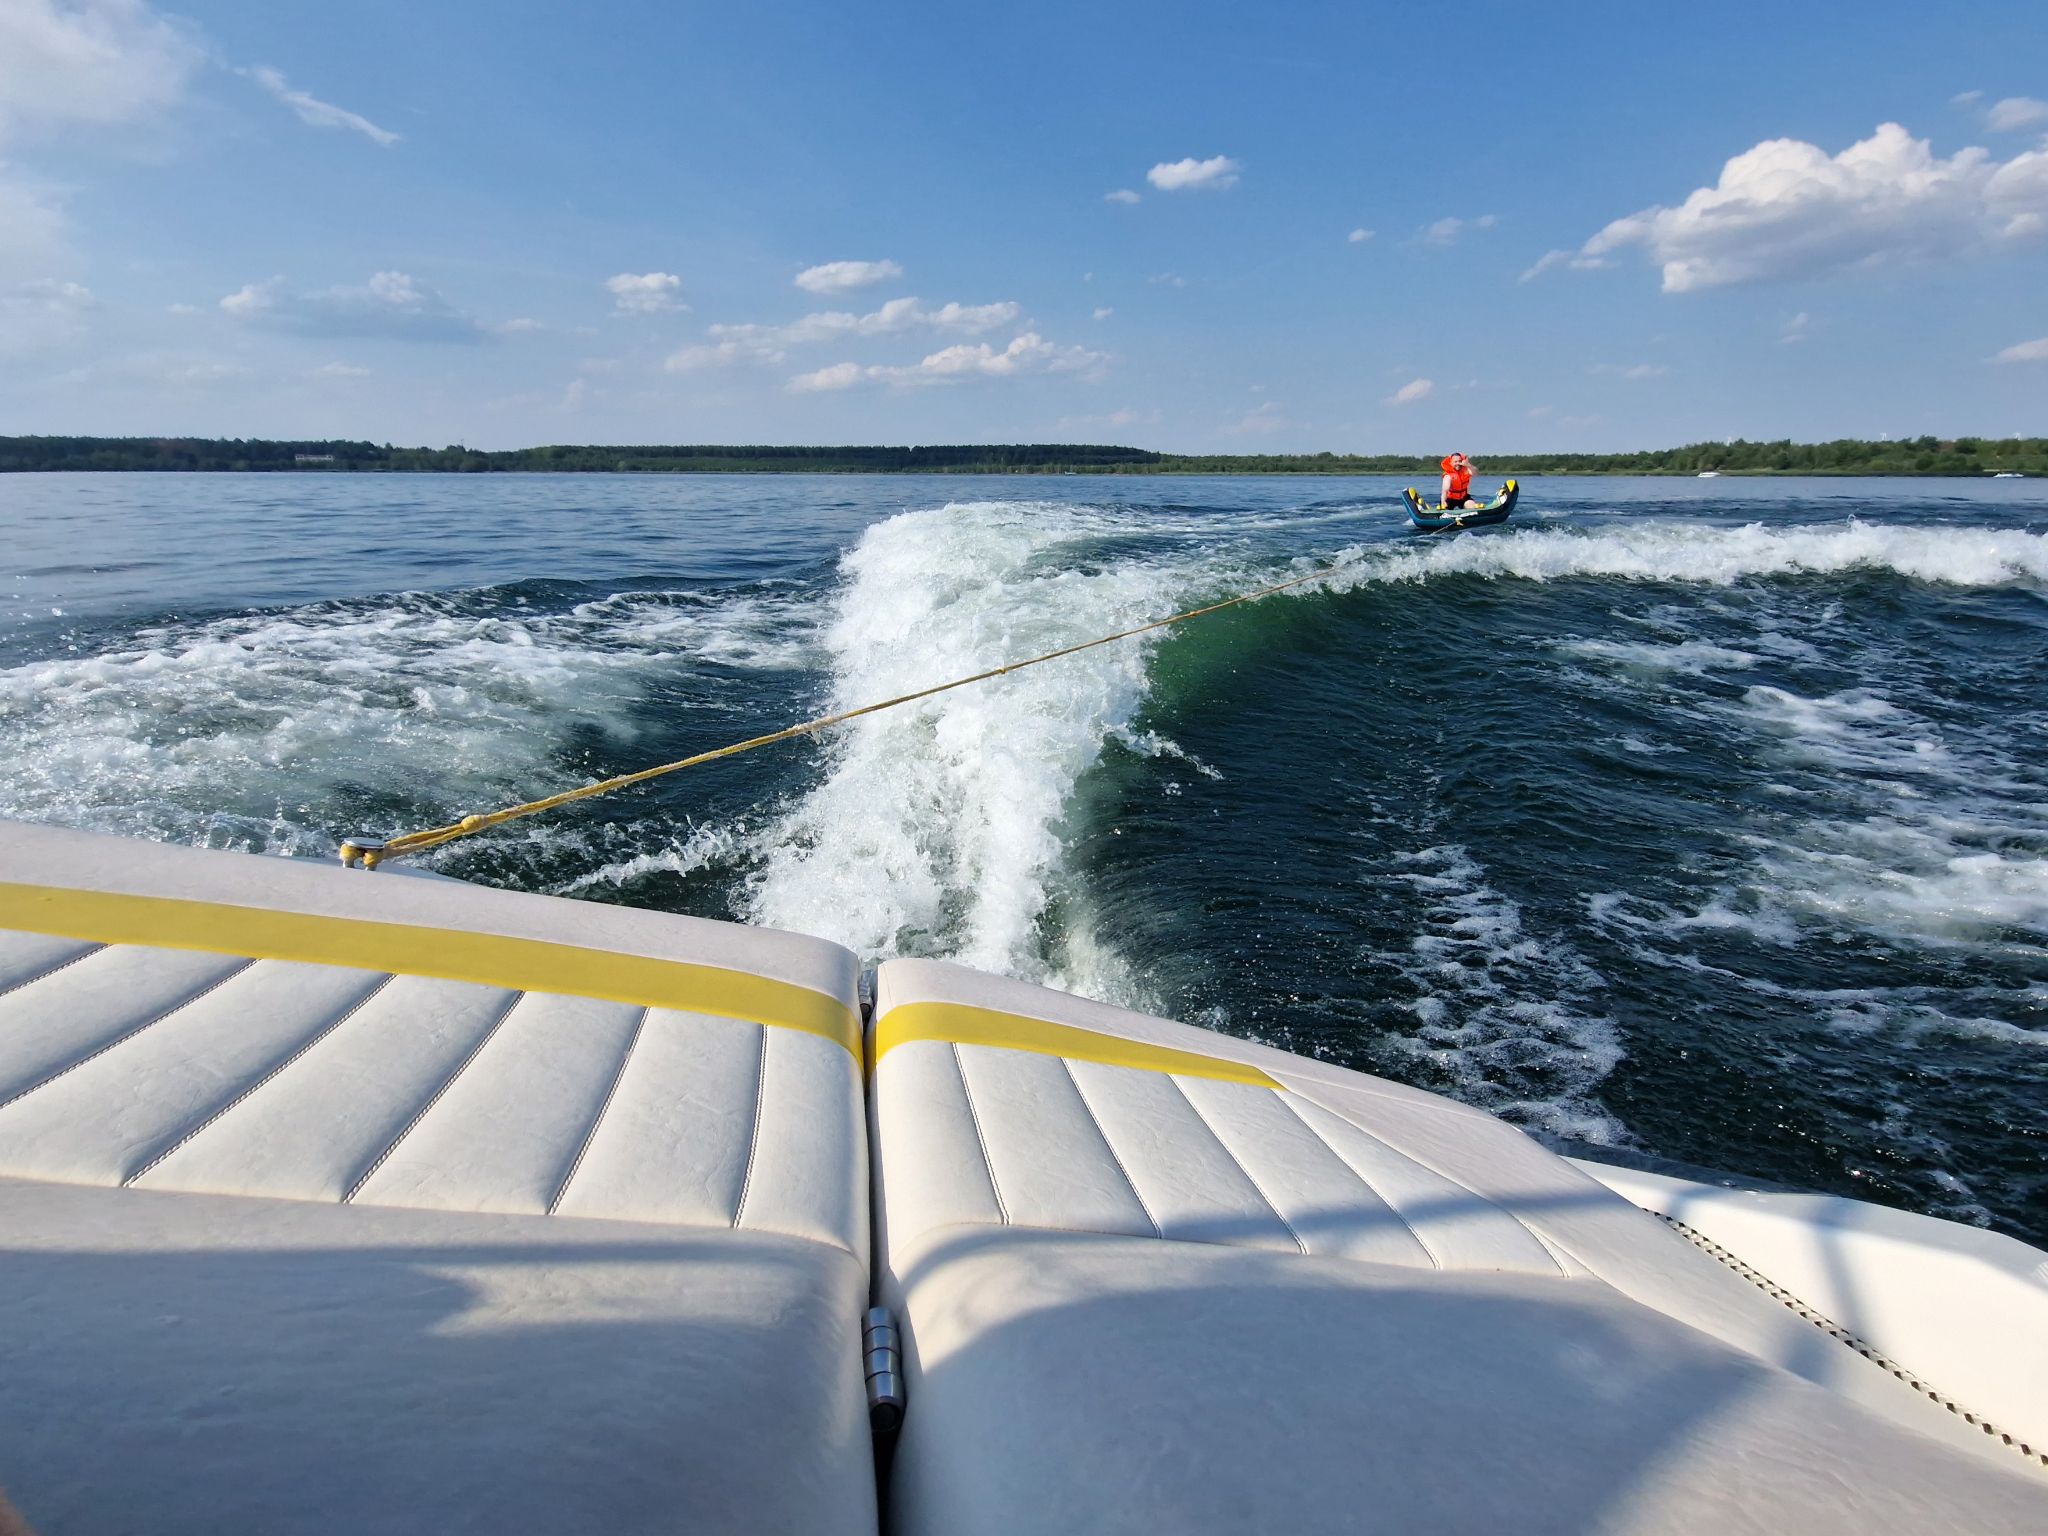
top-left (3, 472), bottom-right (2044, 1241)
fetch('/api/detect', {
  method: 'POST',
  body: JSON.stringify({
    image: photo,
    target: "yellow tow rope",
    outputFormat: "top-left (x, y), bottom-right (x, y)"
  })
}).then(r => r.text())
top-left (342, 554), bottom-right (1353, 868)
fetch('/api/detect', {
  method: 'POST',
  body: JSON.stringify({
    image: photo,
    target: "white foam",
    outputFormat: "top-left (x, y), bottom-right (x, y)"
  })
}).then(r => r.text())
top-left (0, 587), bottom-right (813, 855)
top-left (1563, 639), bottom-right (1762, 675)
top-left (743, 500), bottom-right (1217, 995)
top-left (1375, 845), bottom-right (1628, 1144)
top-left (1324, 518), bottom-right (2048, 591)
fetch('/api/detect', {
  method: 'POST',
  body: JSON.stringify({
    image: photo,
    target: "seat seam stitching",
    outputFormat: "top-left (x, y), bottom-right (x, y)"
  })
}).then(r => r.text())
top-left (731, 1021), bottom-right (769, 1228)
top-left (0, 941), bottom-right (109, 1003)
top-left (549, 1003), bottom-right (651, 1216)
top-left (344, 988), bottom-right (525, 1203)
top-left (1277, 1091), bottom-right (1444, 1271)
top-left (1060, 1058), bottom-right (1162, 1237)
top-left (1167, 1074), bottom-right (1306, 1254)
top-left (125, 971), bottom-right (398, 1187)
top-left (953, 1042), bottom-right (1010, 1224)
top-left (0, 955), bottom-right (259, 1114)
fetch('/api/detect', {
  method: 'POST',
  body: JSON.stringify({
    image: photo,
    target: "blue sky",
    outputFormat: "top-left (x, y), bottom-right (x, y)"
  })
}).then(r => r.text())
top-left (2, 0), bottom-right (2045, 452)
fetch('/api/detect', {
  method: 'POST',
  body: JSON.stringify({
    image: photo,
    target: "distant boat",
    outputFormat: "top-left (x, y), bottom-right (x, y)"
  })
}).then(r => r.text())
top-left (1696, 471), bottom-right (1721, 478)
top-left (1992, 471), bottom-right (2023, 479)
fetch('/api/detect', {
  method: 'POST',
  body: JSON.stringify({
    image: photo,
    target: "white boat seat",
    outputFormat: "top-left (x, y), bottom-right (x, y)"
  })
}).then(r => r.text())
top-left (869, 958), bottom-right (2048, 1535)
top-left (0, 822), bottom-right (875, 1536)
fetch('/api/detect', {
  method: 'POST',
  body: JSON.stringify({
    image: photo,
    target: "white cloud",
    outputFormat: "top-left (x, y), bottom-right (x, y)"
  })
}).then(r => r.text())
top-left (1519, 247), bottom-right (1611, 282)
top-left (1146, 272), bottom-right (1186, 288)
top-left (243, 65), bottom-right (398, 147)
top-left (1422, 214), bottom-right (1497, 245)
top-left (787, 360), bottom-right (866, 393)
top-left (1226, 401), bottom-right (1292, 436)
top-left (1147, 155), bottom-right (1240, 192)
top-left (0, 169), bottom-right (66, 275)
top-left (788, 332), bottom-right (1105, 392)
top-left (665, 338), bottom-right (785, 372)
top-left (1780, 311), bottom-right (1812, 344)
top-left (1387, 378), bottom-right (1433, 405)
top-left (1951, 91), bottom-right (1983, 108)
top-left (493, 317), bottom-right (544, 334)
top-left (220, 270), bottom-right (490, 342)
top-left (9, 277), bottom-right (92, 310)
top-left (705, 296), bottom-right (1020, 352)
top-left (0, 275), bottom-right (94, 354)
top-left (1986, 97), bottom-right (2048, 133)
top-left (1567, 123), bottom-right (2048, 292)
top-left (1347, 227), bottom-right (1374, 244)
top-left (219, 277), bottom-right (279, 316)
top-left (1092, 306), bottom-right (1113, 320)
top-left (166, 300), bottom-right (196, 313)
top-left (1104, 188), bottom-right (1142, 205)
top-left (606, 271), bottom-right (684, 314)
top-left (1992, 336), bottom-right (2048, 363)
top-left (1591, 362), bottom-right (1668, 379)
top-left (311, 361), bottom-right (370, 378)
top-left (0, 0), bottom-right (201, 143)
top-left (793, 259), bottom-right (903, 294)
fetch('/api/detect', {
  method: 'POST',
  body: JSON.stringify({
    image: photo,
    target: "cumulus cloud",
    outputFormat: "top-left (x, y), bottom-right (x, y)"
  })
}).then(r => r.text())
top-left (788, 332), bottom-right (1105, 391)
top-left (1147, 155), bottom-right (1240, 191)
top-left (220, 270), bottom-right (490, 342)
top-left (787, 360), bottom-right (867, 393)
top-left (794, 259), bottom-right (903, 294)
top-left (666, 338), bottom-right (784, 372)
top-left (1554, 123), bottom-right (2048, 293)
top-left (1092, 306), bottom-right (1113, 319)
top-left (1347, 227), bottom-right (1374, 243)
top-left (1104, 189), bottom-right (1142, 205)
top-left (243, 65), bottom-right (398, 146)
top-left (707, 296), bottom-right (1020, 351)
top-left (606, 271), bottom-right (685, 314)
top-left (1992, 336), bottom-right (2048, 363)
top-left (1986, 96), bottom-right (2048, 133)
top-left (0, 0), bottom-right (201, 142)
top-left (1422, 214), bottom-right (1497, 245)
top-left (1387, 378), bottom-right (1433, 405)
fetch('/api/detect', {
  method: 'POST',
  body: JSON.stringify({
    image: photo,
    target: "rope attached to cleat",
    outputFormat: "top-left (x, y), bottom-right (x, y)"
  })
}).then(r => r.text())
top-left (342, 554), bottom-right (1356, 868)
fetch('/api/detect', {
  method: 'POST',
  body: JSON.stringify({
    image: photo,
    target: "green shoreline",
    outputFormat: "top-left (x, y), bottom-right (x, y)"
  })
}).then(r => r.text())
top-left (3, 434), bottom-right (2041, 477)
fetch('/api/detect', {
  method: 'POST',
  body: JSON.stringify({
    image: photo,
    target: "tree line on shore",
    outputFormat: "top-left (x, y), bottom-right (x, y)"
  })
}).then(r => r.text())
top-left (2, 434), bottom-right (2041, 476)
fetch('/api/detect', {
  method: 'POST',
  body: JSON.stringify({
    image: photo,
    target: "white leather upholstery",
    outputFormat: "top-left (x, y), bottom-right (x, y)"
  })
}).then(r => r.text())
top-left (872, 959), bottom-right (2048, 1530)
top-left (0, 827), bottom-right (865, 1256)
top-left (0, 822), bottom-right (875, 1536)
top-left (881, 1226), bottom-right (2048, 1536)
top-left (0, 1177), bottom-right (875, 1536)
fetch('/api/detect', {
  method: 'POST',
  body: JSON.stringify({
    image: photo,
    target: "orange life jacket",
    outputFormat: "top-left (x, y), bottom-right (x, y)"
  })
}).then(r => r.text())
top-left (1440, 457), bottom-right (1473, 497)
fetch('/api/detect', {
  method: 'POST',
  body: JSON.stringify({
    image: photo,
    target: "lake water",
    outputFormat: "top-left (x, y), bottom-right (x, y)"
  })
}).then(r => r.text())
top-left (4, 471), bottom-right (2044, 1240)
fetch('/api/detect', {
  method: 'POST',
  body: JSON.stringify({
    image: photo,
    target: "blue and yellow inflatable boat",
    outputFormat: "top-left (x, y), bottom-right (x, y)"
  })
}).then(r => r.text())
top-left (1403, 478), bottom-right (1518, 532)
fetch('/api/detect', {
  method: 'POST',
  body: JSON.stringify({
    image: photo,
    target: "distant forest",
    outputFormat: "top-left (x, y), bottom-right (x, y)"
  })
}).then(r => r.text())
top-left (2, 434), bottom-right (2043, 476)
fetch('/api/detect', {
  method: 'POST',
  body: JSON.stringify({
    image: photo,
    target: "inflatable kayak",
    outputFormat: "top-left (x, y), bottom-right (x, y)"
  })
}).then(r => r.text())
top-left (1403, 478), bottom-right (1518, 532)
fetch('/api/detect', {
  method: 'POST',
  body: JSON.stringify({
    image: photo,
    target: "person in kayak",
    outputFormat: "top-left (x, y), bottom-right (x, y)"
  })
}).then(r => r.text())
top-left (1440, 452), bottom-right (1477, 510)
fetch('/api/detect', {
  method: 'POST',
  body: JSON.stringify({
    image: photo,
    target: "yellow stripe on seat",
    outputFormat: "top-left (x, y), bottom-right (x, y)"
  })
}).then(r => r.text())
top-left (875, 1000), bottom-right (1280, 1088)
top-left (0, 882), bottom-right (860, 1058)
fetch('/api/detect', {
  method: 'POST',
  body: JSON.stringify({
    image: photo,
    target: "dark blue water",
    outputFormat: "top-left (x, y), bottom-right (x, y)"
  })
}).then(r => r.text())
top-left (4, 472), bottom-right (2044, 1241)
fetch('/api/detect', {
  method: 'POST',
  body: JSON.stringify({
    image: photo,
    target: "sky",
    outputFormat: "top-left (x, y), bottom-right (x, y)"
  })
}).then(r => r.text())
top-left (1, 0), bottom-right (2045, 453)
